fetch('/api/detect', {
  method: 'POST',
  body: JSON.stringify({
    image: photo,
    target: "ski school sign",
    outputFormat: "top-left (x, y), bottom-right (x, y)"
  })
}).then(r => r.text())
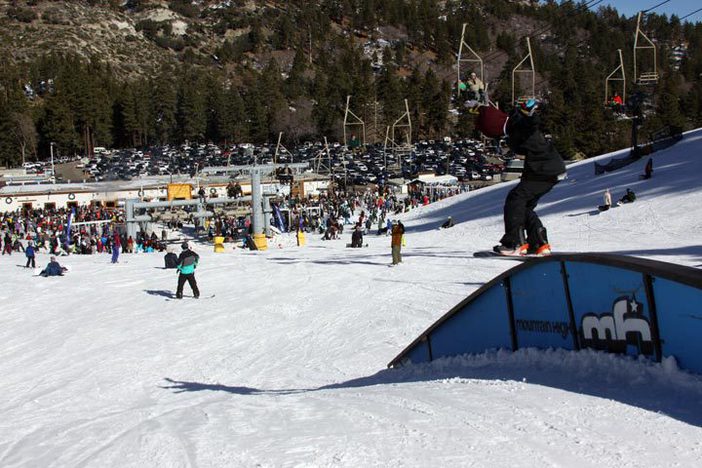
top-left (388, 253), bottom-right (702, 375)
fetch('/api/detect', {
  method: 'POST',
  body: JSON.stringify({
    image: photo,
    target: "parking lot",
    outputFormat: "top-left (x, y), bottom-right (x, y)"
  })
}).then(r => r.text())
top-left (21, 138), bottom-right (511, 187)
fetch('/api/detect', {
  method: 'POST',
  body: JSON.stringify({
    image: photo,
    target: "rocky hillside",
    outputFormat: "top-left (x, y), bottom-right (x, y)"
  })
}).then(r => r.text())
top-left (0, 0), bottom-right (700, 166)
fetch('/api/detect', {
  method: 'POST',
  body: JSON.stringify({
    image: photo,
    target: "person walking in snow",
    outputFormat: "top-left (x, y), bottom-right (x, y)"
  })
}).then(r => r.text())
top-left (470, 99), bottom-right (566, 256)
top-left (643, 158), bottom-right (653, 180)
top-left (175, 242), bottom-right (200, 299)
top-left (390, 220), bottom-right (404, 265)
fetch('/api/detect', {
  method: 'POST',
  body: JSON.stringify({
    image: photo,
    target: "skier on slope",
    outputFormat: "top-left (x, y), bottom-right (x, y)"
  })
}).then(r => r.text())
top-left (175, 242), bottom-right (200, 299)
top-left (469, 99), bottom-right (566, 256)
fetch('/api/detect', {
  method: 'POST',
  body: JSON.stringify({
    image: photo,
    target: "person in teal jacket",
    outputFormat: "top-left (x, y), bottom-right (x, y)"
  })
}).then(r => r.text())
top-left (175, 242), bottom-right (200, 299)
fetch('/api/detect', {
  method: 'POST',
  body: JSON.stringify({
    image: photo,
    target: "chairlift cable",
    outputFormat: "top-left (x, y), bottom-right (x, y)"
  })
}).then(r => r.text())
top-left (479, 0), bottom-right (604, 67)
top-left (642, 0), bottom-right (671, 14)
top-left (680, 7), bottom-right (702, 20)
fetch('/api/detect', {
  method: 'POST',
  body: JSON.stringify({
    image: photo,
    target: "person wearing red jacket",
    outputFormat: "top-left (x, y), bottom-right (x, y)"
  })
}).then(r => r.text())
top-left (111, 231), bottom-right (121, 263)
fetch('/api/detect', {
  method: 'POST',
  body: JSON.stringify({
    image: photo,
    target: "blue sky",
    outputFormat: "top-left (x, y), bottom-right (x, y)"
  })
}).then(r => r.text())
top-left (563, 1), bottom-right (702, 21)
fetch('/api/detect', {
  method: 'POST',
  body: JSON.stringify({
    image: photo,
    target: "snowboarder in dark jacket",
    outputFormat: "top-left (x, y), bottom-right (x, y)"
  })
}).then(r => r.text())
top-left (473, 99), bottom-right (566, 256)
top-left (175, 242), bottom-right (200, 299)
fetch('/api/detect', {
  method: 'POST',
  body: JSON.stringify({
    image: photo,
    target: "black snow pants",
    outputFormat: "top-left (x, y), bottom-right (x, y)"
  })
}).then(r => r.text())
top-left (500, 178), bottom-right (558, 249)
top-left (176, 273), bottom-right (200, 298)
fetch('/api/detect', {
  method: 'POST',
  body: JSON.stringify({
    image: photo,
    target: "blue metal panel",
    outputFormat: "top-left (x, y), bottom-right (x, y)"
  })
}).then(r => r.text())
top-left (566, 262), bottom-right (655, 359)
top-left (404, 340), bottom-right (431, 365)
top-left (429, 284), bottom-right (512, 359)
top-left (653, 277), bottom-right (702, 374)
top-left (511, 262), bottom-right (574, 350)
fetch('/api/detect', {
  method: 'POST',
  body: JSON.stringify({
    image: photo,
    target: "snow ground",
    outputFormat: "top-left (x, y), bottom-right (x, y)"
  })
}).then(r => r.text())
top-left (1, 130), bottom-right (702, 467)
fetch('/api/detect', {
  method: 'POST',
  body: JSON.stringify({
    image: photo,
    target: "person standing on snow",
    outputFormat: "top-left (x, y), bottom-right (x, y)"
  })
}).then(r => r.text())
top-left (390, 220), bottom-right (405, 265)
top-left (111, 231), bottom-right (121, 263)
top-left (25, 241), bottom-right (36, 268)
top-left (175, 242), bottom-right (200, 299)
top-left (599, 188), bottom-right (612, 212)
top-left (470, 99), bottom-right (566, 256)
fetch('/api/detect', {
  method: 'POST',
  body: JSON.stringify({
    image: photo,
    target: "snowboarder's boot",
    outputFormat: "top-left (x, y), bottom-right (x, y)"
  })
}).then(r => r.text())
top-left (495, 229), bottom-right (528, 256)
top-left (493, 243), bottom-right (529, 256)
top-left (528, 227), bottom-right (551, 256)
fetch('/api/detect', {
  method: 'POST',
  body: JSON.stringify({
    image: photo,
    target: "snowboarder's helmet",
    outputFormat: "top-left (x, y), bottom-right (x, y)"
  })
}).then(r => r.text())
top-left (181, 242), bottom-right (189, 250)
top-left (458, 82), bottom-right (467, 91)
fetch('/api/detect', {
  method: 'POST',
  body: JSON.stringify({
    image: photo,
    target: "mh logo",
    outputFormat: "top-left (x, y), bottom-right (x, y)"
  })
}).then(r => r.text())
top-left (580, 295), bottom-right (655, 356)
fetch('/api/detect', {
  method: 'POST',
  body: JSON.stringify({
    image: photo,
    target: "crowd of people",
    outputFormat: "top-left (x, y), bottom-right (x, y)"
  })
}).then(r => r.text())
top-left (0, 204), bottom-right (176, 263)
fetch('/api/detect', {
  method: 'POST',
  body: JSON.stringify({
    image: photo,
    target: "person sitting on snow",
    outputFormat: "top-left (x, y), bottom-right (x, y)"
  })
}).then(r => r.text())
top-left (164, 249), bottom-right (178, 269)
top-left (618, 188), bottom-right (636, 205)
top-left (40, 256), bottom-right (67, 277)
top-left (351, 224), bottom-right (364, 247)
top-left (441, 216), bottom-right (455, 229)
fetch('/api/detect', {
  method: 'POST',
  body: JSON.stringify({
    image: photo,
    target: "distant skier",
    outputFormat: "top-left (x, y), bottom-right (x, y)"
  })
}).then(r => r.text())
top-left (390, 220), bottom-right (404, 265)
top-left (470, 99), bottom-right (566, 256)
top-left (175, 242), bottom-right (200, 299)
top-left (25, 241), bottom-right (36, 268)
top-left (111, 231), bottom-right (121, 263)
top-left (351, 224), bottom-right (364, 248)
top-left (598, 189), bottom-right (612, 212)
top-left (617, 188), bottom-right (636, 205)
top-left (642, 158), bottom-right (653, 180)
top-left (441, 216), bottom-right (455, 229)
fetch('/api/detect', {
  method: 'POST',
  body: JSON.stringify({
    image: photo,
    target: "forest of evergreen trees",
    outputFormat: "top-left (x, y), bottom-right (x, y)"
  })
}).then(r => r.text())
top-left (0, 0), bottom-right (700, 167)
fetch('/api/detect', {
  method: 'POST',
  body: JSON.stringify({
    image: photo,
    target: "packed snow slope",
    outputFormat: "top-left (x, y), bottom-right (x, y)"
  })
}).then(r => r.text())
top-left (1, 130), bottom-right (702, 467)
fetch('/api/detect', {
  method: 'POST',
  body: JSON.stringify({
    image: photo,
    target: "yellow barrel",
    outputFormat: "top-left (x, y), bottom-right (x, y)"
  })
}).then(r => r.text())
top-left (253, 233), bottom-right (268, 251)
top-left (213, 236), bottom-right (225, 253)
top-left (296, 230), bottom-right (306, 247)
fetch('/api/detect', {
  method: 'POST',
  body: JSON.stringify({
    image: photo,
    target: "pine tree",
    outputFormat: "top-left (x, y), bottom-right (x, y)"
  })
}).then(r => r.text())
top-left (152, 69), bottom-right (178, 145)
top-left (286, 49), bottom-right (308, 100)
top-left (177, 69), bottom-right (207, 143)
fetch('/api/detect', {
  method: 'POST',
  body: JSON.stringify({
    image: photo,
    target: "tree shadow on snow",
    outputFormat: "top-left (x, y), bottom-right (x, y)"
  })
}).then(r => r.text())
top-left (162, 352), bottom-right (702, 428)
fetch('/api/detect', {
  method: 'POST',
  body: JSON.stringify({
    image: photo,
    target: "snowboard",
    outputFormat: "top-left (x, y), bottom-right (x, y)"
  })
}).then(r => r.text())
top-left (166, 293), bottom-right (215, 301)
top-left (346, 243), bottom-right (369, 248)
top-left (473, 251), bottom-right (543, 260)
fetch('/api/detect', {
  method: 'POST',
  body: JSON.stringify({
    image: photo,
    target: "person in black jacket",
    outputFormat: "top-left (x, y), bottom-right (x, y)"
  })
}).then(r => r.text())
top-left (164, 249), bottom-right (178, 269)
top-left (472, 99), bottom-right (566, 256)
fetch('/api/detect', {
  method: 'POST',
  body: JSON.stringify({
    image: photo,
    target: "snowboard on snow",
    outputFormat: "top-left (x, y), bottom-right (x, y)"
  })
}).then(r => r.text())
top-left (165, 293), bottom-right (216, 301)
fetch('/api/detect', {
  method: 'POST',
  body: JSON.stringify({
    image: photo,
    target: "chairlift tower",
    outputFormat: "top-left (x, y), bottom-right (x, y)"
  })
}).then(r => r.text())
top-left (200, 162), bottom-right (309, 250)
top-left (634, 11), bottom-right (659, 85)
top-left (385, 99), bottom-right (412, 173)
top-left (512, 37), bottom-right (536, 104)
top-left (273, 132), bottom-right (294, 164)
top-left (604, 49), bottom-right (627, 104)
top-left (343, 95), bottom-right (366, 149)
top-left (313, 137), bottom-right (333, 174)
top-left (457, 23), bottom-right (485, 96)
